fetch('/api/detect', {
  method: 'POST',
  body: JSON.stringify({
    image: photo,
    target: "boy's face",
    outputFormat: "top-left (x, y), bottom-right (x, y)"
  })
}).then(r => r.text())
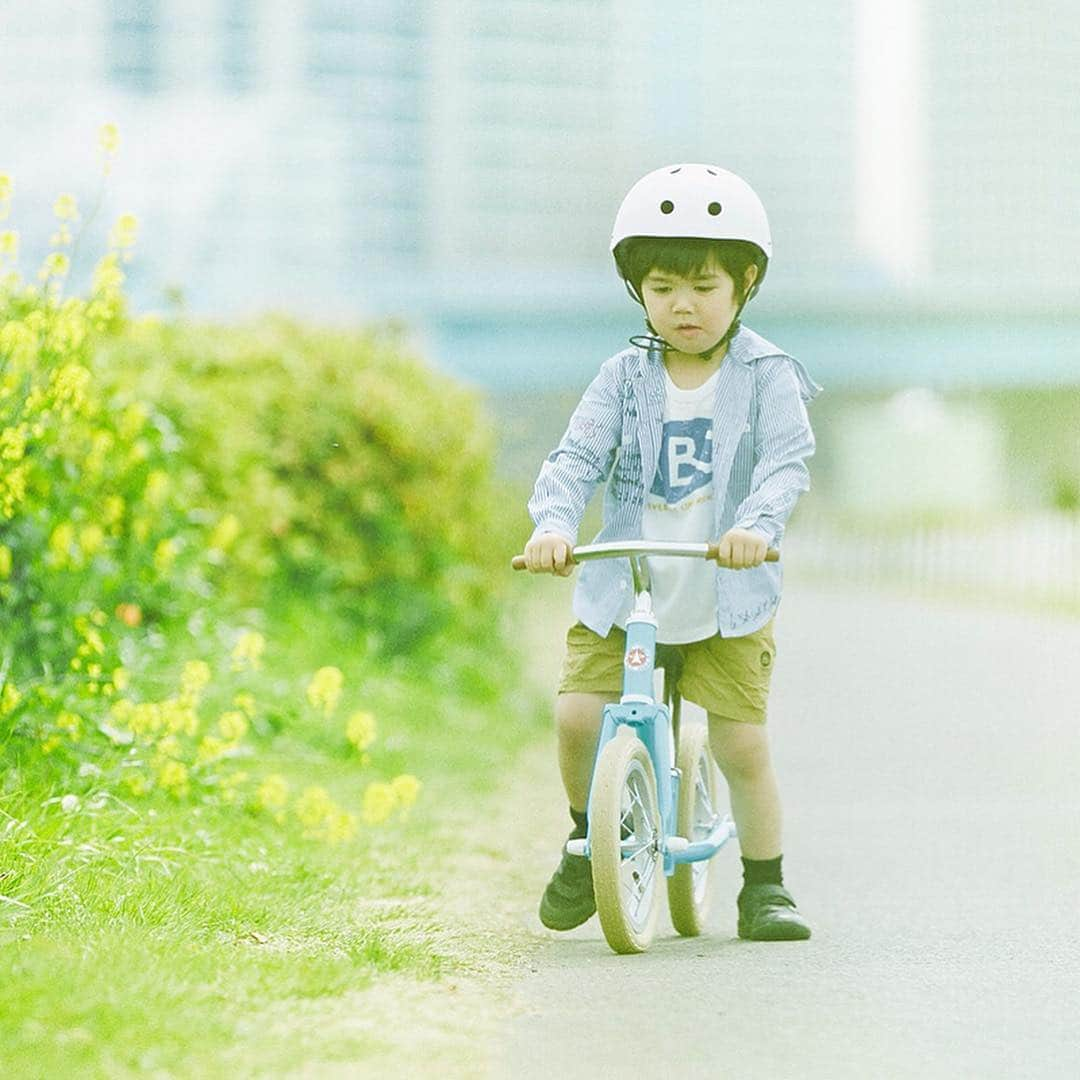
top-left (640, 257), bottom-right (753, 357)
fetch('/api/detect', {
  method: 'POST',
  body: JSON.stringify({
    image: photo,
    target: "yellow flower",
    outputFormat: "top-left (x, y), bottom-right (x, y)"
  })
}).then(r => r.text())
top-left (209, 512), bottom-right (241, 552)
top-left (85, 429), bottom-right (115, 475)
top-left (230, 630), bottom-right (265, 672)
top-left (361, 782), bottom-right (398, 826)
top-left (0, 424), bottom-right (27, 463)
top-left (0, 174), bottom-right (12, 202)
top-left (158, 760), bottom-right (189, 796)
top-left (144, 469), bottom-right (169, 507)
top-left (153, 537), bottom-right (178, 574)
top-left (160, 698), bottom-right (191, 735)
top-left (0, 321), bottom-right (36, 368)
top-left (306, 666), bottom-right (343, 716)
top-left (109, 213), bottom-right (138, 250)
top-left (99, 123), bottom-right (120, 158)
top-left (0, 231), bottom-right (17, 257)
top-left (118, 402), bottom-right (147, 439)
top-left (196, 734), bottom-right (227, 764)
top-left (256, 774), bottom-right (289, 811)
top-left (323, 808), bottom-right (358, 844)
top-left (103, 494), bottom-right (125, 528)
top-left (217, 710), bottom-right (248, 743)
top-left (48, 522), bottom-right (76, 567)
top-left (37, 251), bottom-right (70, 280)
top-left (41, 734), bottom-right (63, 754)
top-left (346, 710), bottom-right (376, 752)
top-left (53, 194), bottom-right (79, 222)
top-left (113, 666), bottom-right (130, 692)
top-left (119, 700), bottom-right (163, 739)
top-left (186, 708), bottom-right (200, 736)
top-left (123, 772), bottom-right (150, 796)
top-left (92, 252), bottom-right (124, 295)
top-left (79, 524), bottom-right (105, 559)
top-left (49, 362), bottom-right (90, 417)
top-left (80, 627), bottom-right (105, 656)
top-left (180, 660), bottom-right (212, 702)
top-left (153, 734), bottom-right (183, 762)
top-left (294, 785), bottom-right (334, 830)
top-left (56, 711), bottom-right (82, 739)
top-left (233, 692), bottom-right (256, 719)
top-left (0, 319), bottom-right (36, 380)
top-left (0, 544), bottom-right (11, 579)
top-left (0, 682), bottom-right (23, 716)
top-left (390, 774), bottom-right (421, 809)
top-left (0, 462), bottom-right (28, 518)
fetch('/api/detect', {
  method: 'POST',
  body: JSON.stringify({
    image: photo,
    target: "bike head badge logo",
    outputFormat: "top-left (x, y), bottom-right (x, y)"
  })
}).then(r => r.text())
top-left (624, 646), bottom-right (649, 670)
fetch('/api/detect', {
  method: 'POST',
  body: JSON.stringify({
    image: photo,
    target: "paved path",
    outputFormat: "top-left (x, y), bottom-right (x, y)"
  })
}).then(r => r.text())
top-left (490, 583), bottom-right (1080, 1079)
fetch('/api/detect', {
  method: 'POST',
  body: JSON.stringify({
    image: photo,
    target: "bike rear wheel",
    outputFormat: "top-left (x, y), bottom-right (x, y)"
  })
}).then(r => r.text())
top-left (667, 720), bottom-right (721, 936)
top-left (591, 727), bottom-right (662, 954)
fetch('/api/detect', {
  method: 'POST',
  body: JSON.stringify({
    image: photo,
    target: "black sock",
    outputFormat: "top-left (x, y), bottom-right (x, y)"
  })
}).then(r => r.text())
top-left (569, 806), bottom-right (588, 838)
top-left (741, 855), bottom-right (783, 888)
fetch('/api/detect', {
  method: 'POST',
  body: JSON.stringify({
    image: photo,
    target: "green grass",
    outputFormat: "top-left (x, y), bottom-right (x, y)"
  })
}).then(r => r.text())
top-left (0, 594), bottom-right (548, 1077)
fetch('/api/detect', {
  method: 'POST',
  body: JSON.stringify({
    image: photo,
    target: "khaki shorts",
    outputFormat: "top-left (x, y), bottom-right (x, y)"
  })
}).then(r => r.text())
top-left (557, 618), bottom-right (777, 725)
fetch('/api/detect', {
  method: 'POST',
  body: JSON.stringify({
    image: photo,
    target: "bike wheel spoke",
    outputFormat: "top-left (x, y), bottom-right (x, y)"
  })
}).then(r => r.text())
top-left (616, 763), bottom-right (660, 930)
top-left (695, 774), bottom-right (714, 819)
top-left (633, 863), bottom-right (658, 923)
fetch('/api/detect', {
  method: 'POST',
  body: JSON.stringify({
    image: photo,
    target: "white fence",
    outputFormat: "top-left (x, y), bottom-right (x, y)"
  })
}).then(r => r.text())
top-left (785, 511), bottom-right (1080, 611)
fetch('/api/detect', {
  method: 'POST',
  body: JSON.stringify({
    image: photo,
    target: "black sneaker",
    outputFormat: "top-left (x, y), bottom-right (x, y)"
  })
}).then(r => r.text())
top-left (538, 837), bottom-right (595, 931)
top-left (737, 883), bottom-right (812, 941)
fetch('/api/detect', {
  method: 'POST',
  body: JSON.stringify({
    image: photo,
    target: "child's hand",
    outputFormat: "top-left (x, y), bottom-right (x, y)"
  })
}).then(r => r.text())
top-left (712, 528), bottom-right (768, 570)
top-left (523, 533), bottom-right (576, 576)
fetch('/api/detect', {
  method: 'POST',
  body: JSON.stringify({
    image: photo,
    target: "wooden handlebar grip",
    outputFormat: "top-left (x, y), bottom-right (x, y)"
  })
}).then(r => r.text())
top-left (706, 544), bottom-right (780, 563)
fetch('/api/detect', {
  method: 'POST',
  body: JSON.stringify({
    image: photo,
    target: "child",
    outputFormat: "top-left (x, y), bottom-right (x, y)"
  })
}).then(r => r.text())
top-left (523, 163), bottom-right (821, 941)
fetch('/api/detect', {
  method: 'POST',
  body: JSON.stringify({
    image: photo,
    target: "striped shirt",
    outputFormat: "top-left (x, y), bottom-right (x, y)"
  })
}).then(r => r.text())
top-left (527, 324), bottom-right (822, 639)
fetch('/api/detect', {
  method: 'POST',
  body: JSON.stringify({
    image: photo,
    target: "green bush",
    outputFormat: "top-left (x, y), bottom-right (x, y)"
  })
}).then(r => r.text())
top-left (96, 315), bottom-right (512, 655)
top-left (1, 136), bottom-right (518, 853)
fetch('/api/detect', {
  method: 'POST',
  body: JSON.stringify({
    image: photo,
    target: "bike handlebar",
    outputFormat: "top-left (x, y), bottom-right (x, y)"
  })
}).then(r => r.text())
top-left (511, 539), bottom-right (779, 571)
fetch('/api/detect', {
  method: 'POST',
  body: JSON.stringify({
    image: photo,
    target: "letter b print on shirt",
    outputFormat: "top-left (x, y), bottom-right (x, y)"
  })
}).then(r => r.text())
top-left (650, 418), bottom-right (713, 505)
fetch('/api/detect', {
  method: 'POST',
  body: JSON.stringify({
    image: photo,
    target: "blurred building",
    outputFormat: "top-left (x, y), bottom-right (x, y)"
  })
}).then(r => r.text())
top-left (1, 0), bottom-right (865, 316)
top-left (925, 2), bottom-right (1080, 311)
top-left (1, 1), bottom-right (1078, 385)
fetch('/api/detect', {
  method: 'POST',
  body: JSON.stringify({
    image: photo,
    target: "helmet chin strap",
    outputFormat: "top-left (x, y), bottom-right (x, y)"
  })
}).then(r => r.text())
top-left (628, 295), bottom-right (751, 360)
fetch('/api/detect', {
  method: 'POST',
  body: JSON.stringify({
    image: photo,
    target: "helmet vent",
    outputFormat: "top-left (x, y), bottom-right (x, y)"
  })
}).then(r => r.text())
top-left (706, 168), bottom-right (718, 176)
top-left (707, 202), bottom-right (722, 216)
top-left (660, 200), bottom-right (674, 214)
top-left (669, 167), bottom-right (682, 174)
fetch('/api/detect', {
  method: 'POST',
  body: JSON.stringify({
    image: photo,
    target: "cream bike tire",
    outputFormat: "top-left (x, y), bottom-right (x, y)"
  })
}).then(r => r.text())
top-left (666, 720), bottom-right (721, 936)
top-left (590, 727), bottom-right (662, 955)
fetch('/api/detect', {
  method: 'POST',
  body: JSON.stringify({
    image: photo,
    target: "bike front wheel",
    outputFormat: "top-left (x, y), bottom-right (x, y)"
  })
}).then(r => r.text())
top-left (667, 720), bottom-right (721, 936)
top-left (590, 726), bottom-right (662, 954)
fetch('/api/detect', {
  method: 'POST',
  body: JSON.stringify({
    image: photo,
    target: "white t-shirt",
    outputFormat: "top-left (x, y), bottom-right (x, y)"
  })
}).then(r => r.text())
top-left (640, 367), bottom-right (720, 644)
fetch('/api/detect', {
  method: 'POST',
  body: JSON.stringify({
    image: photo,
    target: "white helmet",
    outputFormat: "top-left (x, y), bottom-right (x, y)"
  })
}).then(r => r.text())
top-left (611, 163), bottom-right (772, 261)
top-left (612, 164), bottom-right (772, 352)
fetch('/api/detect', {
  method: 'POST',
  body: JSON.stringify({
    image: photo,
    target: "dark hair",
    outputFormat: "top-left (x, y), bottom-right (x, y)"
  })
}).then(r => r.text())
top-left (613, 236), bottom-right (766, 306)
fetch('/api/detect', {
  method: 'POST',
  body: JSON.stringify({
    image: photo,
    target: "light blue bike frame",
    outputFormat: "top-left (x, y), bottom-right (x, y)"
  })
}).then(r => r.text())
top-left (574, 541), bottom-right (738, 876)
